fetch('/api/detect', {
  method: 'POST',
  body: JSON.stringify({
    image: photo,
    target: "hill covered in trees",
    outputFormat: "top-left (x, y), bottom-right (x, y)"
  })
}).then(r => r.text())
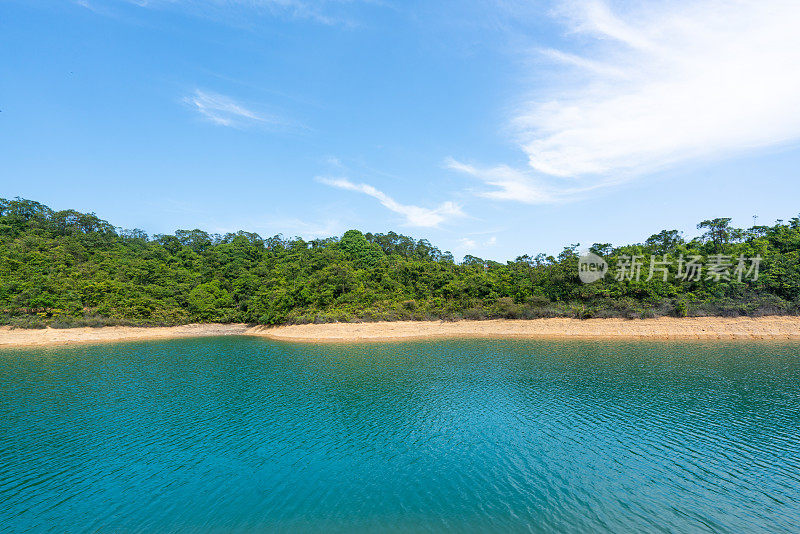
top-left (1, 197), bottom-right (798, 328)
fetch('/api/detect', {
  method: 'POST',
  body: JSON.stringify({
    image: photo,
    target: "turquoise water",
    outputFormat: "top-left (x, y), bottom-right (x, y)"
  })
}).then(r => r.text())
top-left (1, 337), bottom-right (800, 533)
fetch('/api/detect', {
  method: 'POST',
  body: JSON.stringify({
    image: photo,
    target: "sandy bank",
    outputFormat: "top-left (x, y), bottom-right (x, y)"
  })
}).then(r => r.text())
top-left (0, 323), bottom-right (250, 347)
top-left (2, 317), bottom-right (800, 347)
top-left (251, 317), bottom-right (800, 342)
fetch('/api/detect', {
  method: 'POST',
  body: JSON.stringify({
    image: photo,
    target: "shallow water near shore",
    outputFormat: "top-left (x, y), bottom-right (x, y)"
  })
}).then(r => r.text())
top-left (1, 337), bottom-right (800, 532)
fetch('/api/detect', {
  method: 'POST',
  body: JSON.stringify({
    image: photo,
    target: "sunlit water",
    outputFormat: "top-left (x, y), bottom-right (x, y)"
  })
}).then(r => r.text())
top-left (1, 337), bottom-right (799, 533)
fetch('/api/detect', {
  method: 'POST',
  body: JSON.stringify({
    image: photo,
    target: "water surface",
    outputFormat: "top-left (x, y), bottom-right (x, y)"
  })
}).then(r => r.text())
top-left (1, 337), bottom-right (799, 532)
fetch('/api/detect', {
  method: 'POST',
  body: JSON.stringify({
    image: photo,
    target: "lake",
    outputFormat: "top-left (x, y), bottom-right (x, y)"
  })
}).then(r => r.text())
top-left (1, 337), bottom-right (799, 532)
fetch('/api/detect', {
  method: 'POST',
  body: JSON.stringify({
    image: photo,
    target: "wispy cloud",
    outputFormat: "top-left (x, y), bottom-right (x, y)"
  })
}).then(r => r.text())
top-left (115, 0), bottom-right (376, 26)
top-left (183, 89), bottom-right (286, 129)
top-left (258, 217), bottom-right (343, 239)
top-left (457, 235), bottom-right (497, 252)
top-left (317, 177), bottom-right (464, 227)
top-left (445, 156), bottom-right (622, 204)
top-left (515, 0), bottom-right (800, 178)
top-left (445, 158), bottom-right (556, 204)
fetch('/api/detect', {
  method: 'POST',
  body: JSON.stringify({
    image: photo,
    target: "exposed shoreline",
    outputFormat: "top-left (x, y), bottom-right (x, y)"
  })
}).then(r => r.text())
top-left (2, 317), bottom-right (800, 347)
top-left (251, 317), bottom-right (800, 343)
top-left (0, 323), bottom-right (252, 347)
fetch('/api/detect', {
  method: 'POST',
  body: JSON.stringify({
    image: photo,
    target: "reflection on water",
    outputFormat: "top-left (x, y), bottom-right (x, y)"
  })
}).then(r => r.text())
top-left (1, 337), bottom-right (799, 532)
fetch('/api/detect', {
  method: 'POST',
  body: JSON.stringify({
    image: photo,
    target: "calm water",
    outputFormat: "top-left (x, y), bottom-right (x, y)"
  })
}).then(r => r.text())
top-left (1, 337), bottom-right (800, 533)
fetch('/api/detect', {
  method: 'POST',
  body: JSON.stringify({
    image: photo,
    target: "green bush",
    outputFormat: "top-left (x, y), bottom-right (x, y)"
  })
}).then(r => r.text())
top-left (2, 197), bottom-right (800, 327)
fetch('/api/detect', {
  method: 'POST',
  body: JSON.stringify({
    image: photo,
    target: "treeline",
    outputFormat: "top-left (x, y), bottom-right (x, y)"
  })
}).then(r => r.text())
top-left (1, 197), bottom-right (799, 328)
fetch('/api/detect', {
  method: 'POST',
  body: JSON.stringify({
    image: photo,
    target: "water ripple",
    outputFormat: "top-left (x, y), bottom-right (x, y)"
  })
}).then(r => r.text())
top-left (1, 338), bottom-right (800, 532)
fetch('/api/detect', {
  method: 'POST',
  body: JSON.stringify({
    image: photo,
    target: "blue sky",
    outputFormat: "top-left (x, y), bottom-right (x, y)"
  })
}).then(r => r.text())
top-left (3, 0), bottom-right (800, 260)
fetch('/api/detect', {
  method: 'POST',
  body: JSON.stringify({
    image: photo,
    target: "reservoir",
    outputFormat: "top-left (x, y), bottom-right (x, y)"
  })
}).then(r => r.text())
top-left (1, 337), bottom-right (799, 532)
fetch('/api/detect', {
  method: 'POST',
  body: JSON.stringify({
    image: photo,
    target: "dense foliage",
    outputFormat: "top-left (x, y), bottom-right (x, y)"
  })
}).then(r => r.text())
top-left (1, 198), bottom-right (799, 328)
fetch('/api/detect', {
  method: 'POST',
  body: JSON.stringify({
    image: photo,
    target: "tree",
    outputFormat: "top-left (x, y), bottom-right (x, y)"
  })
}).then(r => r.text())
top-left (188, 281), bottom-right (234, 321)
top-left (590, 243), bottom-right (613, 257)
top-left (697, 218), bottom-right (732, 252)
top-left (644, 230), bottom-right (683, 254)
top-left (175, 229), bottom-right (213, 253)
top-left (339, 230), bottom-right (384, 267)
top-left (462, 255), bottom-right (485, 267)
top-left (2, 197), bottom-right (799, 328)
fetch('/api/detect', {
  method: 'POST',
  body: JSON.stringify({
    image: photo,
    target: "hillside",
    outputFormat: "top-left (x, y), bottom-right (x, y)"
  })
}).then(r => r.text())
top-left (1, 198), bottom-right (798, 328)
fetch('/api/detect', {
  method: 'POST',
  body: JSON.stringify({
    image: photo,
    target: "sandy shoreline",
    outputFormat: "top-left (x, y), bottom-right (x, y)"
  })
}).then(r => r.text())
top-left (252, 317), bottom-right (800, 342)
top-left (2, 317), bottom-right (800, 347)
top-left (0, 323), bottom-right (251, 347)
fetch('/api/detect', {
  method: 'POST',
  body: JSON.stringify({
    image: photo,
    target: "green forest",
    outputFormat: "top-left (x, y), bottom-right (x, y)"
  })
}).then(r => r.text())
top-left (1, 197), bottom-right (799, 328)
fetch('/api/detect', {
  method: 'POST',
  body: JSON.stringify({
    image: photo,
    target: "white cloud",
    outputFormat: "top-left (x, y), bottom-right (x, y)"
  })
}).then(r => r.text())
top-left (265, 217), bottom-right (343, 239)
top-left (317, 177), bottom-right (464, 227)
top-left (459, 238), bottom-right (478, 249)
top-left (516, 0), bottom-right (800, 178)
top-left (325, 156), bottom-right (344, 168)
top-left (183, 89), bottom-right (277, 128)
top-left (188, 216), bottom-right (343, 240)
top-left (457, 235), bottom-right (497, 252)
top-left (445, 157), bottom-right (558, 204)
top-left (118, 0), bottom-right (371, 26)
top-left (446, 156), bottom-right (622, 204)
